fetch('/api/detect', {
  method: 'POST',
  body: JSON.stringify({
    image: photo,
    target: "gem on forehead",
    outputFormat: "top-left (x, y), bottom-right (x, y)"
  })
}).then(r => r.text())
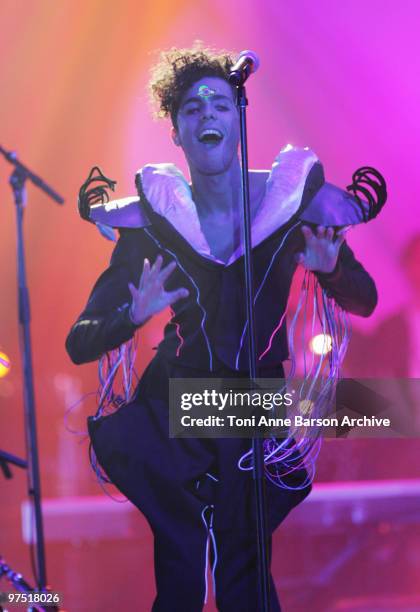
top-left (197, 84), bottom-right (217, 98)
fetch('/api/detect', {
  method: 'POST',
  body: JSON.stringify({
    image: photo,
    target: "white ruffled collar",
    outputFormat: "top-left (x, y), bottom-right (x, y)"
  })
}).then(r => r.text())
top-left (139, 145), bottom-right (318, 266)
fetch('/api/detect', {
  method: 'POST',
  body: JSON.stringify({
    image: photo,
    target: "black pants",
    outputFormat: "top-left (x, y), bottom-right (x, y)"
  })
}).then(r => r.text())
top-left (89, 352), bottom-right (309, 611)
top-left (152, 520), bottom-right (281, 611)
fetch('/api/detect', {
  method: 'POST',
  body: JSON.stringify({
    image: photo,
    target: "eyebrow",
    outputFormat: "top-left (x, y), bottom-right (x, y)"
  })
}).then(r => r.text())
top-left (180, 94), bottom-right (233, 108)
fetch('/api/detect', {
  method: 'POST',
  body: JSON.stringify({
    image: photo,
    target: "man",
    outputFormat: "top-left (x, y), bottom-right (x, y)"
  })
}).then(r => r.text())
top-left (66, 45), bottom-right (377, 611)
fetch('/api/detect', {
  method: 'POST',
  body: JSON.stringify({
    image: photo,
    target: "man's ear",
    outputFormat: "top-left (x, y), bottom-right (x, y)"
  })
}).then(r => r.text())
top-left (171, 126), bottom-right (180, 147)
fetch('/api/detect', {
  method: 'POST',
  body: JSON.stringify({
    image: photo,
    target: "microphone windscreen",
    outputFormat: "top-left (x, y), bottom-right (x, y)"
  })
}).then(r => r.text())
top-left (237, 50), bottom-right (260, 73)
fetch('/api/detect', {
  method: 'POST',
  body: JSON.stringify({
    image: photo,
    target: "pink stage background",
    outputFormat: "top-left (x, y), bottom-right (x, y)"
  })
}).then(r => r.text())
top-left (1, 1), bottom-right (419, 610)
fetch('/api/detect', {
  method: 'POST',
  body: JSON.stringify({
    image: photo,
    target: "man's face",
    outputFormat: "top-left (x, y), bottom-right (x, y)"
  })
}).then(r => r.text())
top-left (172, 76), bottom-right (240, 176)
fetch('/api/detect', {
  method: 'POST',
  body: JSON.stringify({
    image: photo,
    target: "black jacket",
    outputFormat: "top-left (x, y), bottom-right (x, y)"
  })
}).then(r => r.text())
top-left (65, 210), bottom-right (377, 371)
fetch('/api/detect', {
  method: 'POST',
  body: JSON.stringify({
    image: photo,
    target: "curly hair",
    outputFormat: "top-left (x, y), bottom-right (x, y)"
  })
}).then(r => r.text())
top-left (148, 41), bottom-right (236, 129)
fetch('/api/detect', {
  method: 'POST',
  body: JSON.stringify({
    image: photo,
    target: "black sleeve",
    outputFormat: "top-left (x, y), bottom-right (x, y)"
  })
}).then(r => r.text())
top-left (65, 228), bottom-right (156, 365)
top-left (314, 240), bottom-right (378, 317)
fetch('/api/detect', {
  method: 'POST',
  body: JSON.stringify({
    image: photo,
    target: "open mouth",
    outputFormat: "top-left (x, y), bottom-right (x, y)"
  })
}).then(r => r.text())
top-left (198, 128), bottom-right (224, 145)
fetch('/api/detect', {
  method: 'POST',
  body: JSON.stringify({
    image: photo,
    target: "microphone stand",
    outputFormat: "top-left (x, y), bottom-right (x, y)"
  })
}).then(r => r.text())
top-left (0, 449), bottom-right (27, 479)
top-left (0, 145), bottom-right (64, 592)
top-left (232, 85), bottom-right (271, 610)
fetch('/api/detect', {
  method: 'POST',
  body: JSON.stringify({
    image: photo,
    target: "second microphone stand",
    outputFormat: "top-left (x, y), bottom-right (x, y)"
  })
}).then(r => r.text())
top-left (1, 145), bottom-right (64, 595)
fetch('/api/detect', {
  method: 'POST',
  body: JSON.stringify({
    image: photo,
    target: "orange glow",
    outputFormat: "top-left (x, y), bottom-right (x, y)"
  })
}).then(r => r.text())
top-left (0, 351), bottom-right (11, 378)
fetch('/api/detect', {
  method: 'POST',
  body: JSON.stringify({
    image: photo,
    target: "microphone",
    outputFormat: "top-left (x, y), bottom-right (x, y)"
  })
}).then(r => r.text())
top-left (228, 50), bottom-right (260, 86)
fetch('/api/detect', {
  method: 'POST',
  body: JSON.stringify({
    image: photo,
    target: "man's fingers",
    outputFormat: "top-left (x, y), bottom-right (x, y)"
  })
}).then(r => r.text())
top-left (139, 258), bottom-right (150, 291)
top-left (166, 287), bottom-right (189, 305)
top-left (336, 225), bottom-right (351, 237)
top-left (336, 233), bottom-right (346, 248)
top-left (316, 225), bottom-right (326, 238)
top-left (150, 254), bottom-right (163, 276)
top-left (158, 260), bottom-right (177, 283)
top-left (326, 227), bottom-right (334, 241)
top-left (301, 225), bottom-right (313, 240)
top-left (128, 282), bottom-right (137, 299)
top-left (335, 225), bottom-right (350, 246)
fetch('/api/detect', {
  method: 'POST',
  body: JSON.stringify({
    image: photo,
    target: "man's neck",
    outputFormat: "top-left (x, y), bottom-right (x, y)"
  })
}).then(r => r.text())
top-left (189, 160), bottom-right (242, 219)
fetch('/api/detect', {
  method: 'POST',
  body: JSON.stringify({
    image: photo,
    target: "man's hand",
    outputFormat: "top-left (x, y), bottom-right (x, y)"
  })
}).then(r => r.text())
top-left (296, 225), bottom-right (349, 274)
top-left (128, 255), bottom-right (189, 325)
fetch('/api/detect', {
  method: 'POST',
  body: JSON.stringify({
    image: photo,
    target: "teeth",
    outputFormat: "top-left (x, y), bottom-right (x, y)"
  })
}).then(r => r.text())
top-left (199, 128), bottom-right (223, 141)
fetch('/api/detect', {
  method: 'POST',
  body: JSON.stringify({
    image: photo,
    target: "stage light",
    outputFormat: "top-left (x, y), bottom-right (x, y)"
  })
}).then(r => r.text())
top-left (309, 333), bottom-right (332, 355)
top-left (0, 351), bottom-right (11, 378)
